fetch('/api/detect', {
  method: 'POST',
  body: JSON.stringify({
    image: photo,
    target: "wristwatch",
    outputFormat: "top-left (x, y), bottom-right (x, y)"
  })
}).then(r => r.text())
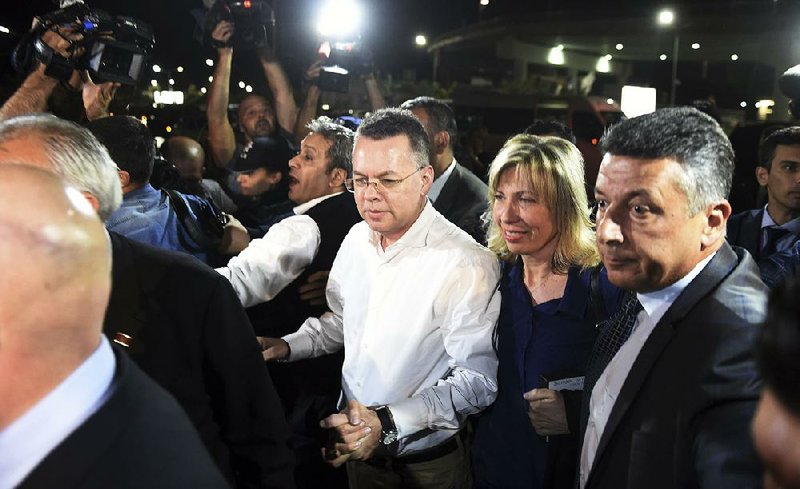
top-left (373, 405), bottom-right (398, 445)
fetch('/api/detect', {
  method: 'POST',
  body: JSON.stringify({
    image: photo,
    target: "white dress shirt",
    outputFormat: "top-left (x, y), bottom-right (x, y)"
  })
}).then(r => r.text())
top-left (427, 159), bottom-right (457, 204)
top-left (283, 201), bottom-right (501, 455)
top-left (579, 252), bottom-right (716, 488)
top-left (217, 192), bottom-right (341, 307)
top-left (0, 337), bottom-right (116, 489)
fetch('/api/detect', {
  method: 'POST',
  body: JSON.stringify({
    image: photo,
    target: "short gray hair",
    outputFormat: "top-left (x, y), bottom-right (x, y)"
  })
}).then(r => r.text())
top-left (599, 107), bottom-right (733, 215)
top-left (355, 108), bottom-right (431, 170)
top-left (306, 116), bottom-right (355, 175)
top-left (0, 114), bottom-right (123, 220)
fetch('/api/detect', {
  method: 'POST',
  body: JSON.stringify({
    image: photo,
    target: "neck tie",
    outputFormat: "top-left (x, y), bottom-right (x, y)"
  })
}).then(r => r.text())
top-left (583, 292), bottom-right (643, 396)
top-left (762, 226), bottom-right (792, 258)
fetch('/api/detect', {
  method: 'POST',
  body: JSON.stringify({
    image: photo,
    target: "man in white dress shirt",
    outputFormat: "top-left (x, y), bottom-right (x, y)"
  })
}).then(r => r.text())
top-left (579, 107), bottom-right (766, 489)
top-left (260, 108), bottom-right (501, 488)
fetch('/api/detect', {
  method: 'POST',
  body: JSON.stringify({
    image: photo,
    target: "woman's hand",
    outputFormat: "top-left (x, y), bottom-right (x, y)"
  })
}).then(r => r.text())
top-left (523, 388), bottom-right (570, 436)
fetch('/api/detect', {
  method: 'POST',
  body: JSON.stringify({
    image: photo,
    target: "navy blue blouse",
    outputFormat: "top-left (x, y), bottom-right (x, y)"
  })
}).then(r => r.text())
top-left (472, 259), bottom-right (624, 489)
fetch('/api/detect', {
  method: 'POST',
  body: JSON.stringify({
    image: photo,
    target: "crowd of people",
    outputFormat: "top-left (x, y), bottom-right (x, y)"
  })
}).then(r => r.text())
top-left (2, 12), bottom-right (800, 489)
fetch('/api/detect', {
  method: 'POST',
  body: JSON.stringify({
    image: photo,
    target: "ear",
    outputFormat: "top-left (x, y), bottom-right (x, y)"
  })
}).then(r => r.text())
top-left (81, 191), bottom-right (102, 216)
top-left (117, 170), bottom-right (131, 188)
top-left (433, 131), bottom-right (449, 155)
top-left (420, 165), bottom-right (434, 196)
top-left (328, 167), bottom-right (347, 188)
top-left (265, 171), bottom-right (283, 185)
top-left (756, 166), bottom-right (769, 187)
top-left (701, 200), bottom-right (732, 250)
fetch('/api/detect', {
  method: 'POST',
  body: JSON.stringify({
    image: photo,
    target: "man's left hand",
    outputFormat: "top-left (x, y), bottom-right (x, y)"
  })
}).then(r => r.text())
top-left (523, 388), bottom-right (570, 436)
top-left (320, 400), bottom-right (382, 464)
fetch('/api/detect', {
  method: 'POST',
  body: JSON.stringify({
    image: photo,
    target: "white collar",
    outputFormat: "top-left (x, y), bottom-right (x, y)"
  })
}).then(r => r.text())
top-left (427, 159), bottom-right (457, 204)
top-left (293, 191), bottom-right (343, 215)
top-left (0, 336), bottom-right (116, 488)
top-left (637, 252), bottom-right (717, 323)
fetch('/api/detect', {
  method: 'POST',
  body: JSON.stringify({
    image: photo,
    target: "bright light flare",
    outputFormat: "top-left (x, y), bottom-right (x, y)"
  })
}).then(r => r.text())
top-left (547, 45), bottom-right (565, 65)
top-left (316, 0), bottom-right (363, 39)
top-left (415, 34), bottom-right (427, 47)
top-left (657, 9), bottom-right (674, 25)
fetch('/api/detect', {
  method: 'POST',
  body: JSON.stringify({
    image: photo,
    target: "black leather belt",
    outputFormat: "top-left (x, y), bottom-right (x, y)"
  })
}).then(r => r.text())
top-left (365, 435), bottom-right (460, 467)
top-left (397, 436), bottom-right (459, 464)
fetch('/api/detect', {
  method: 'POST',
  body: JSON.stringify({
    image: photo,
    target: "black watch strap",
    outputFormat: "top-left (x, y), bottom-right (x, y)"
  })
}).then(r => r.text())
top-left (374, 405), bottom-right (398, 445)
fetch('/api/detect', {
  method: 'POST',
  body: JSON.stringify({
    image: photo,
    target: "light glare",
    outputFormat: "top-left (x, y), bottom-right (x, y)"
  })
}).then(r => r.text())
top-left (316, 0), bottom-right (362, 38)
top-left (657, 9), bottom-right (674, 25)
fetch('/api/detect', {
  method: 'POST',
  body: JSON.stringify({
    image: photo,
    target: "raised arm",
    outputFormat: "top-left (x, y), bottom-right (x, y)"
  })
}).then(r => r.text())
top-left (293, 60), bottom-right (322, 141)
top-left (206, 21), bottom-right (237, 168)
top-left (258, 45), bottom-right (298, 134)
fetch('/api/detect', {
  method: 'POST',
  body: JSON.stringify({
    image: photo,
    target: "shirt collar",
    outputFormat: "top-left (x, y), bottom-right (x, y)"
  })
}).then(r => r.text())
top-left (293, 191), bottom-right (343, 215)
top-left (0, 337), bottom-right (116, 489)
top-left (369, 200), bottom-right (436, 255)
top-left (124, 183), bottom-right (159, 200)
top-left (427, 159), bottom-right (457, 204)
top-left (637, 251), bottom-right (716, 320)
top-left (762, 205), bottom-right (800, 233)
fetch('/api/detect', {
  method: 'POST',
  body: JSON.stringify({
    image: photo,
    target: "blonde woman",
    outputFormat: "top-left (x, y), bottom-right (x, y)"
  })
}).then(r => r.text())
top-left (471, 134), bottom-right (623, 489)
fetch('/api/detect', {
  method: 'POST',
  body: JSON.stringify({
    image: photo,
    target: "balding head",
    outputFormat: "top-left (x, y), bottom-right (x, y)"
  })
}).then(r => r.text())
top-left (162, 136), bottom-right (206, 180)
top-left (0, 165), bottom-right (112, 428)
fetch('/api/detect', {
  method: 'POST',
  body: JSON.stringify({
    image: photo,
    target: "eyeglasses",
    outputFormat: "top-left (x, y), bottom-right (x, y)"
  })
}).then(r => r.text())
top-left (345, 168), bottom-right (422, 193)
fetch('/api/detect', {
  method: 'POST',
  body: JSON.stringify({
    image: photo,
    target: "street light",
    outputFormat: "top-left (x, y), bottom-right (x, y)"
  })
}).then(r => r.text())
top-left (657, 9), bottom-right (674, 25)
top-left (415, 34), bottom-right (427, 47)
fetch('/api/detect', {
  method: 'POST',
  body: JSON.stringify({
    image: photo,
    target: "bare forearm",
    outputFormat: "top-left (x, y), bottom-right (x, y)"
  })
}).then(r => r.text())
top-left (0, 65), bottom-right (58, 121)
top-left (293, 84), bottom-right (320, 142)
top-left (363, 75), bottom-right (386, 111)
top-left (261, 58), bottom-right (298, 133)
top-left (207, 48), bottom-right (236, 167)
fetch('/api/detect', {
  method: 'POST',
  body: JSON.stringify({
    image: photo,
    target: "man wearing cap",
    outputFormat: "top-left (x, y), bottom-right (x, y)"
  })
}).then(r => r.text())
top-left (229, 134), bottom-right (296, 238)
top-left (218, 116), bottom-right (362, 489)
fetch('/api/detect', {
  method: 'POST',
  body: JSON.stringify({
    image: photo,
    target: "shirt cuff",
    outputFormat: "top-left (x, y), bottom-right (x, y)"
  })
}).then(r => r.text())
top-left (282, 331), bottom-right (313, 361)
top-left (387, 396), bottom-right (428, 439)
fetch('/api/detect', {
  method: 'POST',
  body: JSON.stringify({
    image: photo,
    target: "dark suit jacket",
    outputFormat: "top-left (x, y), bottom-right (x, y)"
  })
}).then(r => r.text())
top-left (433, 161), bottom-right (489, 244)
top-left (581, 244), bottom-right (766, 489)
top-left (726, 208), bottom-right (763, 260)
top-left (19, 347), bottom-right (231, 489)
top-left (104, 232), bottom-right (294, 489)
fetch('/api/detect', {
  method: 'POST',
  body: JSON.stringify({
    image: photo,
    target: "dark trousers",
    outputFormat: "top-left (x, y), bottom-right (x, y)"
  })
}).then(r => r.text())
top-left (346, 436), bottom-right (471, 489)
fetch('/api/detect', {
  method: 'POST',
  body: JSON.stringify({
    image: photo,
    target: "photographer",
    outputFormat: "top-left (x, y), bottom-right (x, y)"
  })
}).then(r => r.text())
top-left (206, 19), bottom-right (297, 169)
top-left (0, 25), bottom-right (119, 122)
top-left (292, 53), bottom-right (385, 142)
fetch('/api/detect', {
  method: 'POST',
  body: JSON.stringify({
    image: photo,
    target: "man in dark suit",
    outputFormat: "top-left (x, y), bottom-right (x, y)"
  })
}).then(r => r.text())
top-left (727, 126), bottom-right (800, 262)
top-left (581, 107), bottom-right (766, 489)
top-left (401, 96), bottom-right (488, 243)
top-left (0, 114), bottom-right (295, 489)
top-left (0, 164), bottom-right (230, 489)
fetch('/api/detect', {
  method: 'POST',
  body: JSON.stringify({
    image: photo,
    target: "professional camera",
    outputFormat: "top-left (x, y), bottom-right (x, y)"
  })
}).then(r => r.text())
top-left (11, 1), bottom-right (154, 86)
top-left (204, 0), bottom-right (274, 50)
top-left (317, 41), bottom-right (373, 93)
top-left (150, 155), bottom-right (180, 190)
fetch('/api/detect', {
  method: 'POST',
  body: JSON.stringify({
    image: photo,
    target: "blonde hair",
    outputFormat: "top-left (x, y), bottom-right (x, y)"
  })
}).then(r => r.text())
top-left (486, 133), bottom-right (599, 273)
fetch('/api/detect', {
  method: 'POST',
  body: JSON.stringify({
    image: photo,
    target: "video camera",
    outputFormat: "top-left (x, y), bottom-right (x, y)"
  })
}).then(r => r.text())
top-left (204, 0), bottom-right (274, 50)
top-left (11, 1), bottom-right (154, 86)
top-left (317, 41), bottom-right (373, 93)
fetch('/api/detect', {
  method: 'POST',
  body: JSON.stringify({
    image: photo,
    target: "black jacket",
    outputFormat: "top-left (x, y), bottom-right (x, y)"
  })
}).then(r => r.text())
top-left (19, 347), bottom-right (231, 489)
top-left (104, 232), bottom-right (294, 489)
top-left (580, 244), bottom-right (765, 489)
